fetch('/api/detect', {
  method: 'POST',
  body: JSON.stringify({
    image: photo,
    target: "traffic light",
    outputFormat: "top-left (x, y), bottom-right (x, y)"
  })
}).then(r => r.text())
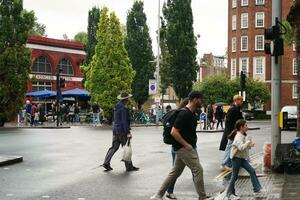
top-left (59, 78), bottom-right (65, 88)
top-left (240, 71), bottom-right (246, 91)
top-left (264, 18), bottom-right (285, 59)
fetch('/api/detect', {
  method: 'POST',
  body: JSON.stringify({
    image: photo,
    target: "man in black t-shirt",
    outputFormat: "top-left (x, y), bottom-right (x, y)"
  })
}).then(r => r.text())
top-left (151, 91), bottom-right (211, 200)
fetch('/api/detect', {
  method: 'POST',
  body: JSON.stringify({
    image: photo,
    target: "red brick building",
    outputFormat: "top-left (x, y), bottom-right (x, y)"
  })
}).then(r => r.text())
top-left (227, 0), bottom-right (297, 110)
top-left (198, 53), bottom-right (227, 82)
top-left (26, 36), bottom-right (85, 94)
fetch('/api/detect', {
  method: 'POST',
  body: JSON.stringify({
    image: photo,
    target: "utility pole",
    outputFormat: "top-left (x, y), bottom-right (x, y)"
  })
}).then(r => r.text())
top-left (56, 67), bottom-right (63, 127)
top-left (271, 0), bottom-right (282, 166)
top-left (155, 0), bottom-right (161, 125)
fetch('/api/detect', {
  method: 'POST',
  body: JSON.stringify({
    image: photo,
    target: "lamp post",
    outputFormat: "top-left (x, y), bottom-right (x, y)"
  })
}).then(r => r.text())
top-left (155, 0), bottom-right (161, 125)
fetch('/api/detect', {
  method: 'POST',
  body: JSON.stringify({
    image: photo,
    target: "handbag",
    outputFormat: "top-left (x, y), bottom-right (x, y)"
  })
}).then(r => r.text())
top-left (121, 139), bottom-right (132, 162)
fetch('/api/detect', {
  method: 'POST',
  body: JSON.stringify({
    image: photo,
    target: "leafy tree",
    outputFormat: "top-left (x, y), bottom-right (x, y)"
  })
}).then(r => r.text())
top-left (28, 14), bottom-right (46, 36)
top-left (73, 31), bottom-right (87, 46)
top-left (0, 0), bottom-right (35, 126)
top-left (287, 0), bottom-right (300, 136)
top-left (83, 7), bottom-right (135, 122)
top-left (162, 0), bottom-right (198, 99)
top-left (125, 1), bottom-right (155, 109)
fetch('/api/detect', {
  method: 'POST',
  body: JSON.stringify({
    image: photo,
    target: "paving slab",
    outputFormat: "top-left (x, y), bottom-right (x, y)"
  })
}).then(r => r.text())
top-left (0, 155), bottom-right (23, 167)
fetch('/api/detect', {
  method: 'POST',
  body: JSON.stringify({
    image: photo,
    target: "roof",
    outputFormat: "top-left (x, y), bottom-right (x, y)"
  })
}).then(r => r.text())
top-left (27, 36), bottom-right (84, 51)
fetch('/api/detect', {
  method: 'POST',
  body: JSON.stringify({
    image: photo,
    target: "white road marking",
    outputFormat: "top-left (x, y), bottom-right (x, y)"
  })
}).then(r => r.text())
top-left (41, 195), bottom-right (50, 198)
top-left (78, 198), bottom-right (86, 200)
top-left (6, 194), bottom-right (14, 197)
top-left (4, 167), bottom-right (10, 170)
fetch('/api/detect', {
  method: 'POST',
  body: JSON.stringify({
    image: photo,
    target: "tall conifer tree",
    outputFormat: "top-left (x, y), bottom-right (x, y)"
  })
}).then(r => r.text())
top-left (125, 1), bottom-right (155, 109)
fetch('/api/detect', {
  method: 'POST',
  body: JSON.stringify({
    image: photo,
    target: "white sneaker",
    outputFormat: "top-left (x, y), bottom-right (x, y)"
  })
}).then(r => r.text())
top-left (150, 194), bottom-right (164, 200)
top-left (254, 188), bottom-right (266, 197)
top-left (228, 194), bottom-right (240, 200)
top-left (166, 193), bottom-right (177, 199)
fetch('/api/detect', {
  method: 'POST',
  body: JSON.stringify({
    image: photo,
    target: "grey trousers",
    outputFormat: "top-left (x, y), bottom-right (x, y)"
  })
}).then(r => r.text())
top-left (157, 148), bottom-right (206, 200)
top-left (103, 134), bottom-right (133, 170)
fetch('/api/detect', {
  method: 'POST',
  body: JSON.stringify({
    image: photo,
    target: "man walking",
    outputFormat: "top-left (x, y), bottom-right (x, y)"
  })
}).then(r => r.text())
top-left (219, 95), bottom-right (243, 169)
top-left (101, 91), bottom-right (139, 172)
top-left (151, 91), bottom-right (211, 200)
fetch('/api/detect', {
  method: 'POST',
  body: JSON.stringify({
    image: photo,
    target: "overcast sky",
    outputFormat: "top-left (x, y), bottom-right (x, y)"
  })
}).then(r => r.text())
top-left (23, 0), bottom-right (228, 58)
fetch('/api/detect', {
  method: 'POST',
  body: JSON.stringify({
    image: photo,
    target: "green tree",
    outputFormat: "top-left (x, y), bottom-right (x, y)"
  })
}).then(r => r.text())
top-left (73, 31), bottom-right (87, 46)
top-left (0, 0), bottom-right (35, 126)
top-left (287, 0), bottom-right (300, 136)
top-left (125, 1), bottom-right (155, 109)
top-left (83, 7), bottom-right (135, 122)
top-left (28, 15), bottom-right (46, 36)
top-left (162, 0), bottom-right (198, 99)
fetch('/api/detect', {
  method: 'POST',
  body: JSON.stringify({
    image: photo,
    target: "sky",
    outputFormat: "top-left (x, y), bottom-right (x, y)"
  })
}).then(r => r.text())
top-left (23, 0), bottom-right (228, 59)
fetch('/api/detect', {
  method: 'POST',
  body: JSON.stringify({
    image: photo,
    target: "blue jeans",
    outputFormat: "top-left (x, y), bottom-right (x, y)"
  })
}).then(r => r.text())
top-left (93, 113), bottom-right (100, 125)
top-left (167, 147), bottom-right (176, 194)
top-left (222, 140), bottom-right (233, 168)
top-left (227, 157), bottom-right (261, 197)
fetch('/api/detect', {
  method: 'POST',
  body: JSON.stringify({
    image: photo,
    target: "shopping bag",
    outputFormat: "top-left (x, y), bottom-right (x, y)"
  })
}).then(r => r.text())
top-left (121, 139), bottom-right (132, 162)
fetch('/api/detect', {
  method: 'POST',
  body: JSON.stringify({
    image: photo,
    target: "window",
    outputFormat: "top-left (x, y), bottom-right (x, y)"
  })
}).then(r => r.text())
top-left (256, 0), bottom-right (264, 5)
top-left (232, 15), bottom-right (236, 30)
top-left (293, 84), bottom-right (298, 99)
top-left (231, 59), bottom-right (237, 79)
top-left (57, 58), bottom-right (74, 75)
top-left (232, 37), bottom-right (236, 52)
top-left (241, 36), bottom-right (248, 51)
top-left (255, 35), bottom-right (264, 51)
top-left (293, 42), bottom-right (296, 51)
top-left (254, 57), bottom-right (265, 74)
top-left (32, 56), bottom-right (52, 74)
top-left (293, 58), bottom-right (298, 75)
top-left (239, 57), bottom-right (249, 74)
top-left (241, 13), bottom-right (248, 29)
top-left (241, 0), bottom-right (248, 6)
top-left (232, 0), bottom-right (237, 8)
top-left (255, 12), bottom-right (264, 28)
top-left (32, 82), bottom-right (52, 91)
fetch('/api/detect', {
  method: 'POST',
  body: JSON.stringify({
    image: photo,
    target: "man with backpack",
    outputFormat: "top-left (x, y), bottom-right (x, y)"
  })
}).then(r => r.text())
top-left (151, 91), bottom-right (211, 200)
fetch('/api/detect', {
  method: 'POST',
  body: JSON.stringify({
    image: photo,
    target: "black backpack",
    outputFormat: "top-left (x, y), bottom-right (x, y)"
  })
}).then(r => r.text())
top-left (162, 108), bottom-right (186, 145)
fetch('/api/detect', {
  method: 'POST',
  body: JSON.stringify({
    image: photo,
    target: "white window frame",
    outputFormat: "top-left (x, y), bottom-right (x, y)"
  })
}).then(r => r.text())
top-left (232, 15), bottom-right (236, 31)
top-left (239, 57), bottom-right (249, 74)
top-left (232, 37), bottom-right (236, 52)
top-left (232, 0), bottom-right (237, 8)
top-left (255, 35), bottom-right (264, 51)
top-left (241, 13), bottom-right (248, 29)
top-left (241, 0), bottom-right (248, 6)
top-left (241, 36), bottom-right (248, 51)
top-left (256, 0), bottom-right (265, 5)
top-left (255, 12), bottom-right (264, 28)
top-left (293, 84), bottom-right (298, 99)
top-left (293, 58), bottom-right (298, 75)
top-left (253, 57), bottom-right (265, 75)
top-left (231, 58), bottom-right (237, 79)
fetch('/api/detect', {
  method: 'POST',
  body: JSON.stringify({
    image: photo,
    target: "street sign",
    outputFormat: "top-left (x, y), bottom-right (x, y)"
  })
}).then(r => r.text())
top-left (149, 79), bottom-right (157, 95)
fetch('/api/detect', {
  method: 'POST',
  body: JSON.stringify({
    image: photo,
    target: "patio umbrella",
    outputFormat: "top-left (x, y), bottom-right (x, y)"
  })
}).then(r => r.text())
top-left (25, 89), bottom-right (56, 98)
top-left (62, 88), bottom-right (89, 97)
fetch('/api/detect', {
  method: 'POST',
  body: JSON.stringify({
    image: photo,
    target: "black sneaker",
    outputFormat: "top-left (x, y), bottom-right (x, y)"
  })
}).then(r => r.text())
top-left (126, 166), bottom-right (139, 172)
top-left (101, 164), bottom-right (113, 171)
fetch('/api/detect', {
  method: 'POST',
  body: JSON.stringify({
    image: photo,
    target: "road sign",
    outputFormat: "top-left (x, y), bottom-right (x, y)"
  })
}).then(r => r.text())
top-left (149, 79), bottom-right (157, 95)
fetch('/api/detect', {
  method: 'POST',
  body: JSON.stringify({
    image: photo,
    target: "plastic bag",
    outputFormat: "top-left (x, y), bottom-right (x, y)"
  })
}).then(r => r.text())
top-left (121, 139), bottom-right (132, 162)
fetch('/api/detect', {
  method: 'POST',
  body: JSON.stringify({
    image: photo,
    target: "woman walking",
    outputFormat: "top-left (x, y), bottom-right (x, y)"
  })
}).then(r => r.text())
top-left (226, 119), bottom-right (263, 200)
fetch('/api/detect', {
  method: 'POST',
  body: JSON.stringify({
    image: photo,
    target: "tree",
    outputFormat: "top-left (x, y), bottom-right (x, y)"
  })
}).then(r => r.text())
top-left (28, 14), bottom-right (46, 36)
top-left (193, 76), bottom-right (271, 107)
top-left (0, 0), bottom-right (35, 126)
top-left (84, 7), bottom-right (101, 66)
top-left (287, 0), bottom-right (300, 136)
top-left (125, 1), bottom-right (155, 109)
top-left (83, 7), bottom-right (135, 122)
top-left (73, 31), bottom-right (87, 46)
top-left (162, 0), bottom-right (198, 99)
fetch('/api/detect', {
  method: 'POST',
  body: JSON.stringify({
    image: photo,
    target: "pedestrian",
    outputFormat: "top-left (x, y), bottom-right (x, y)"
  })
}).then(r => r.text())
top-left (161, 98), bottom-right (189, 200)
top-left (74, 104), bottom-right (80, 123)
top-left (101, 91), bottom-right (139, 172)
top-left (92, 102), bottom-right (100, 126)
top-left (207, 104), bottom-right (214, 130)
top-left (25, 100), bottom-right (32, 125)
top-left (219, 95), bottom-right (243, 170)
top-left (226, 119), bottom-right (264, 200)
top-left (151, 91), bottom-right (211, 200)
top-left (215, 105), bottom-right (224, 130)
top-left (30, 103), bottom-right (37, 126)
top-left (200, 111), bottom-right (207, 130)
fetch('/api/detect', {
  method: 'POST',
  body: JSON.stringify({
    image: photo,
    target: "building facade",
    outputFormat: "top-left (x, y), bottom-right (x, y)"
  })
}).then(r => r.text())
top-left (198, 53), bottom-right (227, 82)
top-left (227, 0), bottom-right (297, 109)
top-left (26, 36), bottom-right (85, 95)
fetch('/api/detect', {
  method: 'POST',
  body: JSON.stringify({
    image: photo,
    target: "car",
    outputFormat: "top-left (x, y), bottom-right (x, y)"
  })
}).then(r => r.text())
top-left (242, 110), bottom-right (255, 120)
top-left (281, 105), bottom-right (297, 129)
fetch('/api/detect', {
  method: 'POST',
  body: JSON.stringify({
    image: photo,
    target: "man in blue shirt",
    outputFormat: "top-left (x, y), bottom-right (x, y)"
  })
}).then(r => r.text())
top-left (101, 91), bottom-right (139, 172)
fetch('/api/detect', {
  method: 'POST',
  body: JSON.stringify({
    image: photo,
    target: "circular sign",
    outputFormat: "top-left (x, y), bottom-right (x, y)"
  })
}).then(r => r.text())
top-left (150, 85), bottom-right (156, 91)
